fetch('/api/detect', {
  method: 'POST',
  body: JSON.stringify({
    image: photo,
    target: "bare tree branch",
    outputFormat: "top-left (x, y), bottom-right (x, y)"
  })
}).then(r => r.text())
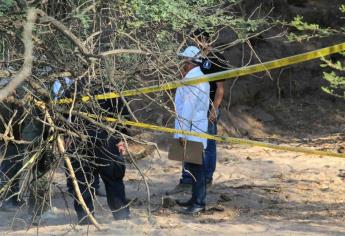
top-left (99, 49), bottom-right (151, 57)
top-left (0, 8), bottom-right (37, 101)
top-left (36, 9), bottom-right (92, 57)
top-left (57, 135), bottom-right (102, 230)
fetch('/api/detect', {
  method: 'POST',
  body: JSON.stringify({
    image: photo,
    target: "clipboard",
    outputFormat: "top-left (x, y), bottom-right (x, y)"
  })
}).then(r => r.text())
top-left (168, 139), bottom-right (203, 165)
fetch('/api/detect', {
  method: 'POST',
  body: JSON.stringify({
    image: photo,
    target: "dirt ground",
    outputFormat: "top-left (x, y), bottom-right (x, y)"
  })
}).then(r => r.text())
top-left (1, 95), bottom-right (345, 236)
top-left (1, 142), bottom-right (345, 235)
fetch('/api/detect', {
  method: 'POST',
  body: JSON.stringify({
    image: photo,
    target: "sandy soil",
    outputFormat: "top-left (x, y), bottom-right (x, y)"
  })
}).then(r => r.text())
top-left (1, 95), bottom-right (345, 235)
top-left (1, 135), bottom-right (345, 236)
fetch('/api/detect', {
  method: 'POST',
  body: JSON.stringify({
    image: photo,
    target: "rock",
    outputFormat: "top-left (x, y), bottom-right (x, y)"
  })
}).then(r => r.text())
top-left (219, 194), bottom-right (232, 202)
top-left (162, 197), bottom-right (176, 208)
top-left (199, 218), bottom-right (226, 224)
top-left (337, 146), bottom-right (345, 153)
top-left (337, 170), bottom-right (345, 179)
top-left (207, 205), bottom-right (225, 212)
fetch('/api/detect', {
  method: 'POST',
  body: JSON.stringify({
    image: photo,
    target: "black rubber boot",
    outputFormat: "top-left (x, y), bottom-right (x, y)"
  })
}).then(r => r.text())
top-left (112, 206), bottom-right (130, 220)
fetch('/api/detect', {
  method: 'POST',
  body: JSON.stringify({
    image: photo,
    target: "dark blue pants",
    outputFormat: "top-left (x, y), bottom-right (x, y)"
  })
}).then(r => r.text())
top-left (66, 166), bottom-right (100, 192)
top-left (70, 134), bottom-right (128, 221)
top-left (187, 155), bottom-right (206, 207)
top-left (180, 119), bottom-right (218, 184)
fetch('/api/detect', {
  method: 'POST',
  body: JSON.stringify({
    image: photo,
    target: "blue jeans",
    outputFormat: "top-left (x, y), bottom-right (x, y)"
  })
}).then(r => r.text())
top-left (183, 155), bottom-right (207, 207)
top-left (180, 112), bottom-right (219, 184)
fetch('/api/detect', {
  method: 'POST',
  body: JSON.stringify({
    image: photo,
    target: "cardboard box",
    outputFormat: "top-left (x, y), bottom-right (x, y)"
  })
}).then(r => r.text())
top-left (168, 139), bottom-right (203, 165)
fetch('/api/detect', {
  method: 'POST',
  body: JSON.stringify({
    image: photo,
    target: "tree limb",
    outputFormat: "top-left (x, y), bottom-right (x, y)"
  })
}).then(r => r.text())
top-left (35, 9), bottom-right (92, 57)
top-left (0, 8), bottom-right (36, 101)
top-left (57, 135), bottom-right (101, 230)
top-left (99, 49), bottom-right (151, 57)
top-left (35, 100), bottom-right (101, 229)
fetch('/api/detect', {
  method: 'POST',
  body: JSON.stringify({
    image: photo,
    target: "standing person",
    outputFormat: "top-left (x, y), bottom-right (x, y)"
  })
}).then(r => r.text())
top-left (168, 30), bottom-right (227, 194)
top-left (196, 30), bottom-right (226, 186)
top-left (66, 82), bottom-right (131, 224)
top-left (173, 46), bottom-right (210, 214)
top-left (51, 77), bottom-right (106, 197)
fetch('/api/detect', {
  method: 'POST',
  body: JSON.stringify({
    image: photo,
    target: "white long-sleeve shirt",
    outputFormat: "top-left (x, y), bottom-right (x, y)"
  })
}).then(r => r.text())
top-left (174, 66), bottom-right (210, 149)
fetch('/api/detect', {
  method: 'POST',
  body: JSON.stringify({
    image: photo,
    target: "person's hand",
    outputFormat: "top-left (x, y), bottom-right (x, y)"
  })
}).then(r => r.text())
top-left (209, 107), bottom-right (217, 122)
top-left (179, 137), bottom-right (186, 146)
top-left (116, 141), bottom-right (127, 155)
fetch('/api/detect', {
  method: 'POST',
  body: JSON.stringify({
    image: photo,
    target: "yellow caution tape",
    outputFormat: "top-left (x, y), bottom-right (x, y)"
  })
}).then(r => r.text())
top-left (85, 113), bottom-right (345, 159)
top-left (52, 41), bottom-right (345, 158)
top-left (56, 41), bottom-right (345, 104)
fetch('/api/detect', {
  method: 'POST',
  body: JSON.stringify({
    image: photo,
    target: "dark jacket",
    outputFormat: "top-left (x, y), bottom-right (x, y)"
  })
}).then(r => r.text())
top-left (61, 79), bottom-right (130, 145)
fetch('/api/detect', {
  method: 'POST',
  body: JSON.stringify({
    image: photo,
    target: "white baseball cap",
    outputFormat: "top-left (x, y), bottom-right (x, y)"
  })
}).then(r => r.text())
top-left (177, 46), bottom-right (201, 62)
